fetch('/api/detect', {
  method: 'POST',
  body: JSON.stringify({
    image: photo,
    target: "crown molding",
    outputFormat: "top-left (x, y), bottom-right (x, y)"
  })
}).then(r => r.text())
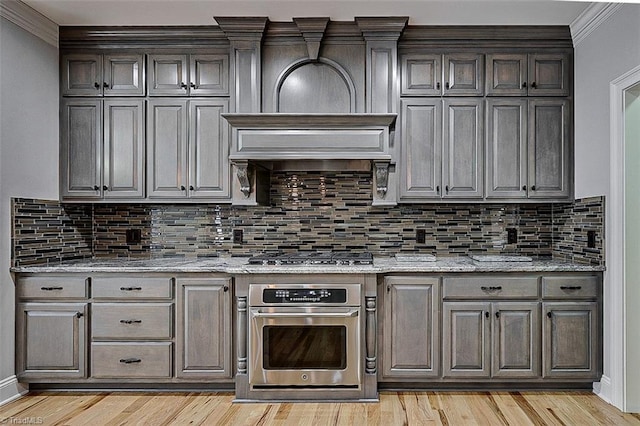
top-left (0, 0), bottom-right (58, 47)
top-left (570, 2), bottom-right (623, 47)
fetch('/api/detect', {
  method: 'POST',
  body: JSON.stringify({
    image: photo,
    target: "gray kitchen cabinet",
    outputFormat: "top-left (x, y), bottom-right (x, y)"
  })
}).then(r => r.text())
top-left (61, 98), bottom-right (145, 200)
top-left (442, 302), bottom-right (491, 378)
top-left (16, 300), bottom-right (88, 381)
top-left (148, 54), bottom-right (229, 96)
top-left (400, 98), bottom-right (483, 200)
top-left (61, 52), bottom-right (145, 97)
top-left (176, 278), bottom-right (232, 379)
top-left (381, 276), bottom-right (440, 380)
top-left (486, 98), bottom-right (571, 200)
top-left (401, 53), bottom-right (483, 97)
top-left (492, 302), bottom-right (541, 378)
top-left (486, 53), bottom-right (570, 97)
top-left (147, 98), bottom-right (230, 200)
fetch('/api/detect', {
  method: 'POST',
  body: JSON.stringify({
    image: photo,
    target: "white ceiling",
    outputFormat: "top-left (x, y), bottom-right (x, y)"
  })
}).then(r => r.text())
top-left (21, 0), bottom-right (595, 27)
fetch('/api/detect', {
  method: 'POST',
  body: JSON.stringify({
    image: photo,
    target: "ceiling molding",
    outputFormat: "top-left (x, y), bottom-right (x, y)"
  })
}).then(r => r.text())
top-left (570, 2), bottom-right (623, 47)
top-left (0, 0), bottom-right (58, 47)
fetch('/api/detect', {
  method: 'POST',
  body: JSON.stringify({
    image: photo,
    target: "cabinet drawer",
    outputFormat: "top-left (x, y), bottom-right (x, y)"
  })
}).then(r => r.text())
top-left (443, 276), bottom-right (539, 299)
top-left (92, 303), bottom-right (173, 340)
top-left (92, 277), bottom-right (173, 299)
top-left (17, 276), bottom-right (88, 299)
top-left (91, 342), bottom-right (172, 378)
top-left (542, 276), bottom-right (599, 299)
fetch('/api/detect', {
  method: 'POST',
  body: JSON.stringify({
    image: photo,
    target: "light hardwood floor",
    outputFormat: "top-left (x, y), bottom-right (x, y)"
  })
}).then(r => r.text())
top-left (1, 391), bottom-right (639, 425)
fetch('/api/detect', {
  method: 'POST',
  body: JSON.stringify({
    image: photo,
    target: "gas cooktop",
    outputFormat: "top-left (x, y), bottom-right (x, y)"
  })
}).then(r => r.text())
top-left (247, 252), bottom-right (374, 266)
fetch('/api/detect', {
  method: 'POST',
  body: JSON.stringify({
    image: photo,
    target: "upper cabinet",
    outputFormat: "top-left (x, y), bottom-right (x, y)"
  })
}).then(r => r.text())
top-left (486, 53), bottom-right (570, 97)
top-left (148, 54), bottom-right (229, 96)
top-left (401, 53), bottom-right (484, 97)
top-left (61, 53), bottom-right (145, 97)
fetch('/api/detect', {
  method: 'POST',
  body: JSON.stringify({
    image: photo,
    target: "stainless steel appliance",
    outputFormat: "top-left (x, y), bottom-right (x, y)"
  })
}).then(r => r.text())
top-left (248, 281), bottom-right (362, 388)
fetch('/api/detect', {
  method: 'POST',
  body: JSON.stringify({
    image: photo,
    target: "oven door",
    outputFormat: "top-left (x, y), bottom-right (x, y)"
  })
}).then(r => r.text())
top-left (249, 307), bottom-right (361, 387)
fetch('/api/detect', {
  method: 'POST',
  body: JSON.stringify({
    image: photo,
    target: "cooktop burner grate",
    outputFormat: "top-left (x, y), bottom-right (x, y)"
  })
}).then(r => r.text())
top-left (247, 252), bottom-right (373, 266)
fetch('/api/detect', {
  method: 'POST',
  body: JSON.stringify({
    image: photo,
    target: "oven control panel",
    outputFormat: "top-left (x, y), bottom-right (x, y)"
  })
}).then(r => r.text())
top-left (263, 288), bottom-right (347, 304)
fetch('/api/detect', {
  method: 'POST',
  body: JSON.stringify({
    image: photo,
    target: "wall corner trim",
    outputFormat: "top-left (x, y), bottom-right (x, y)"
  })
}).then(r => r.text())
top-left (0, 375), bottom-right (28, 407)
top-left (0, 0), bottom-right (58, 47)
top-left (570, 2), bottom-right (623, 47)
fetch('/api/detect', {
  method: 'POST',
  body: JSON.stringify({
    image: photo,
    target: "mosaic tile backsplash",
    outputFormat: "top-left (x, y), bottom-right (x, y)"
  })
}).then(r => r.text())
top-left (12, 171), bottom-right (605, 266)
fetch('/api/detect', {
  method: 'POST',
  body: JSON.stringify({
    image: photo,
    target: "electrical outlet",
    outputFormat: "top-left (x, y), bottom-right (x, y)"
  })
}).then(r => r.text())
top-left (507, 228), bottom-right (518, 244)
top-left (125, 229), bottom-right (142, 245)
top-left (416, 229), bottom-right (426, 244)
top-left (233, 229), bottom-right (243, 244)
top-left (587, 230), bottom-right (596, 248)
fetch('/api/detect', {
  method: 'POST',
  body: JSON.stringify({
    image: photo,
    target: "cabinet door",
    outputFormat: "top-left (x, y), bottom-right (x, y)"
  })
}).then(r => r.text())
top-left (16, 303), bottom-right (87, 380)
top-left (492, 302), bottom-right (541, 378)
top-left (442, 99), bottom-right (484, 198)
top-left (528, 99), bottom-right (571, 199)
top-left (176, 278), bottom-right (232, 379)
top-left (382, 277), bottom-right (440, 379)
top-left (442, 302), bottom-right (491, 378)
top-left (103, 99), bottom-right (145, 199)
top-left (443, 54), bottom-right (484, 96)
top-left (61, 53), bottom-right (103, 96)
top-left (400, 99), bottom-right (442, 199)
top-left (188, 99), bottom-right (230, 199)
top-left (485, 54), bottom-right (527, 96)
top-left (103, 53), bottom-right (145, 96)
top-left (147, 99), bottom-right (188, 198)
top-left (148, 54), bottom-right (189, 96)
top-left (190, 54), bottom-right (229, 96)
top-left (485, 99), bottom-right (528, 199)
top-left (60, 98), bottom-right (102, 199)
top-left (528, 54), bottom-right (570, 96)
top-left (401, 54), bottom-right (442, 96)
top-left (543, 302), bottom-right (599, 379)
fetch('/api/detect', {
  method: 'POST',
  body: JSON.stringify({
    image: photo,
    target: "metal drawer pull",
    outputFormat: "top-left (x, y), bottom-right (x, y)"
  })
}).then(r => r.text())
top-left (120, 286), bottom-right (142, 291)
top-left (119, 358), bottom-right (142, 364)
top-left (41, 286), bottom-right (63, 291)
top-left (480, 286), bottom-right (503, 291)
top-left (119, 319), bottom-right (142, 324)
top-left (560, 286), bottom-right (582, 290)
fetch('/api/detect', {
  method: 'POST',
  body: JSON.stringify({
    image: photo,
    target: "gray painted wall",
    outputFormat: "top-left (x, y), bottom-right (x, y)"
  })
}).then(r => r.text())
top-left (0, 16), bottom-right (58, 391)
top-left (574, 3), bottom-right (640, 410)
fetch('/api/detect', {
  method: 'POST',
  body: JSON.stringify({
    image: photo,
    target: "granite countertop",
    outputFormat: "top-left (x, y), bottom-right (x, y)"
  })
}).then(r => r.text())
top-left (10, 256), bottom-right (605, 274)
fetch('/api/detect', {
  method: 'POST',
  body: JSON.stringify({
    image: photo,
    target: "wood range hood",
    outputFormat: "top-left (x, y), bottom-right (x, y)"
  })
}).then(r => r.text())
top-left (223, 113), bottom-right (397, 205)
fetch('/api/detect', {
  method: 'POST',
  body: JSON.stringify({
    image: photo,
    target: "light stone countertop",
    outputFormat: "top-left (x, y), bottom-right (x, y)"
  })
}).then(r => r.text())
top-left (10, 256), bottom-right (605, 274)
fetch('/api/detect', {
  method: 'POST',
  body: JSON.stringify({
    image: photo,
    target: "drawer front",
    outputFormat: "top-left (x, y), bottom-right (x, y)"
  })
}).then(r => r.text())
top-left (92, 277), bottom-right (173, 299)
top-left (542, 276), bottom-right (599, 299)
top-left (443, 276), bottom-right (539, 299)
top-left (17, 276), bottom-right (88, 299)
top-left (91, 342), bottom-right (172, 378)
top-left (92, 303), bottom-right (173, 339)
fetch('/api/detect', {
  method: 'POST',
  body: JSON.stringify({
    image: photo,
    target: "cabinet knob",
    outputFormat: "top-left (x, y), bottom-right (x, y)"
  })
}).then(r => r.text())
top-left (522, 82), bottom-right (527, 88)
top-left (484, 311), bottom-right (490, 319)
top-left (547, 311), bottom-right (552, 318)
top-left (495, 311), bottom-right (501, 318)
top-left (94, 82), bottom-right (100, 90)
top-left (531, 185), bottom-right (536, 191)
top-left (94, 185), bottom-right (100, 191)
top-left (103, 82), bottom-right (109, 89)
top-left (180, 185), bottom-right (186, 191)
top-left (436, 82), bottom-right (441, 90)
top-left (387, 285), bottom-right (391, 293)
top-left (445, 82), bottom-right (450, 90)
top-left (180, 82), bottom-right (188, 89)
top-left (531, 82), bottom-right (537, 89)
top-left (189, 185), bottom-right (194, 191)
top-left (76, 312), bottom-right (84, 318)
top-left (223, 286), bottom-right (229, 292)
top-left (190, 82), bottom-right (196, 89)
top-left (103, 185), bottom-right (108, 191)
top-left (436, 185), bottom-right (440, 194)
top-left (522, 185), bottom-right (527, 191)
top-left (445, 185), bottom-right (449, 194)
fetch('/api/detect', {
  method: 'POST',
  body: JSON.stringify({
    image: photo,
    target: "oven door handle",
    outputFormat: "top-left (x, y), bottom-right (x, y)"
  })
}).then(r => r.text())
top-left (252, 309), bottom-right (359, 318)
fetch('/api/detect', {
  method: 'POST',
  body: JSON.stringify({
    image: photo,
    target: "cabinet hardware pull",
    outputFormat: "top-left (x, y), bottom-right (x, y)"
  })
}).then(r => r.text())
top-left (120, 319), bottom-right (142, 324)
top-left (103, 82), bottom-right (109, 88)
top-left (436, 82), bottom-right (441, 90)
top-left (531, 82), bottom-right (537, 89)
top-left (224, 286), bottom-right (229, 292)
top-left (94, 82), bottom-right (100, 90)
top-left (119, 358), bottom-right (142, 364)
top-left (484, 311), bottom-right (489, 319)
top-left (189, 185), bottom-right (194, 191)
top-left (436, 185), bottom-right (440, 194)
top-left (531, 185), bottom-right (536, 191)
top-left (94, 185), bottom-right (100, 191)
top-left (103, 185), bottom-right (108, 191)
top-left (190, 82), bottom-right (196, 88)
top-left (547, 312), bottom-right (552, 318)
top-left (445, 82), bottom-right (450, 90)
top-left (41, 286), bottom-right (63, 291)
top-left (560, 286), bottom-right (582, 290)
top-left (445, 185), bottom-right (449, 194)
top-left (480, 286), bottom-right (502, 291)
top-left (120, 286), bottom-right (142, 291)
top-left (522, 185), bottom-right (527, 191)
top-left (495, 311), bottom-right (501, 318)
top-left (522, 82), bottom-right (527, 88)
top-left (76, 312), bottom-right (84, 318)
top-left (180, 82), bottom-right (188, 89)
top-left (180, 185), bottom-right (186, 191)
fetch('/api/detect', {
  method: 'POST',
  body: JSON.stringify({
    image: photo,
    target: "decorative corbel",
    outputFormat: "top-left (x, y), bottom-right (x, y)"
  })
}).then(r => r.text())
top-left (293, 17), bottom-right (329, 61)
top-left (233, 160), bottom-right (251, 198)
top-left (373, 161), bottom-right (390, 198)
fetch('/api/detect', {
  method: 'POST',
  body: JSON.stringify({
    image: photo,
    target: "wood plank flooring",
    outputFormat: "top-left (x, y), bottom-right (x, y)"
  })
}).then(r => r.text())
top-left (1, 391), bottom-right (639, 425)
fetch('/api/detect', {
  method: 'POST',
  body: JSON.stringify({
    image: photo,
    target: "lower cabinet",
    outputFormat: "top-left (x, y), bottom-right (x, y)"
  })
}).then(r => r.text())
top-left (176, 277), bottom-right (232, 379)
top-left (380, 276), bottom-right (440, 380)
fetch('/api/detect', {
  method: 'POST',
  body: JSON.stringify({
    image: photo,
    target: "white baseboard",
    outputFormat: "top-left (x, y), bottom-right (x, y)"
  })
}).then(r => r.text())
top-left (594, 375), bottom-right (615, 405)
top-left (0, 375), bottom-right (28, 407)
